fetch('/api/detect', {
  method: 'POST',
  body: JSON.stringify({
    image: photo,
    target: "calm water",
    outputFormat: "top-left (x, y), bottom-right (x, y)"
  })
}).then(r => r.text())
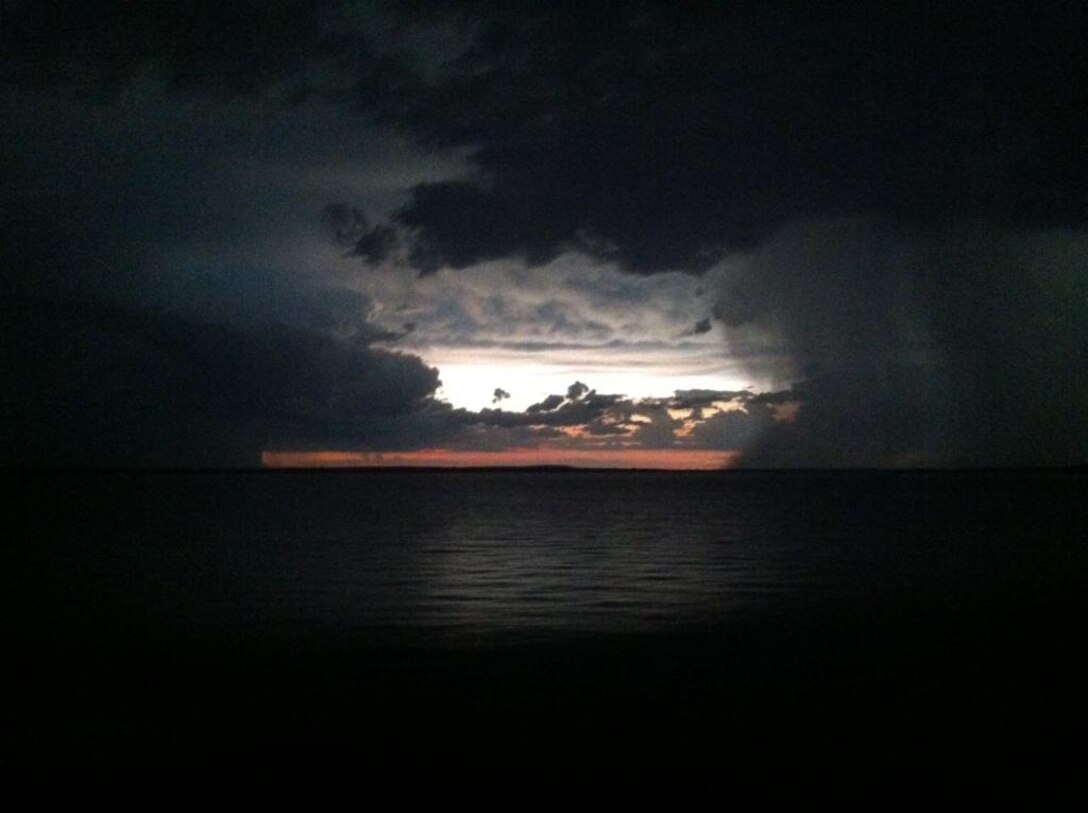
top-left (5, 468), bottom-right (1087, 794)
top-left (8, 469), bottom-right (1084, 648)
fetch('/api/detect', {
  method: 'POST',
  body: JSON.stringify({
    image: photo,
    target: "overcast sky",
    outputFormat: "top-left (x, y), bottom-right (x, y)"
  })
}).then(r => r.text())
top-left (2, 1), bottom-right (1085, 467)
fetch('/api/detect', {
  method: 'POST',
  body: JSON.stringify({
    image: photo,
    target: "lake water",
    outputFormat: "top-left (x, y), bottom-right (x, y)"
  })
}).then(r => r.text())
top-left (10, 469), bottom-right (1083, 644)
top-left (4, 469), bottom-right (1085, 796)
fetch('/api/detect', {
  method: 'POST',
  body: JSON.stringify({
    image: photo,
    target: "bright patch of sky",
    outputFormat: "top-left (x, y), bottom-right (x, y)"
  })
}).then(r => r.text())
top-left (345, 253), bottom-right (778, 411)
top-left (423, 345), bottom-right (754, 412)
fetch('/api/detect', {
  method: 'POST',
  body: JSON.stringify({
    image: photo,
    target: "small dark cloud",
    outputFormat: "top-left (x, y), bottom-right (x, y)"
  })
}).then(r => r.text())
top-left (580, 422), bottom-right (631, 437)
top-left (676, 317), bottom-right (714, 338)
top-left (351, 224), bottom-right (399, 265)
top-left (582, 392), bottom-right (624, 410)
top-left (322, 203), bottom-right (398, 265)
top-left (748, 387), bottom-right (806, 406)
top-left (671, 389), bottom-right (754, 409)
top-left (492, 388), bottom-right (510, 404)
top-left (322, 203), bottom-right (369, 247)
top-left (527, 394), bottom-right (565, 413)
top-left (546, 394), bottom-right (624, 426)
top-left (463, 385), bottom-right (633, 433)
top-left (516, 383), bottom-right (628, 425)
top-left (567, 381), bottom-right (590, 401)
top-left (354, 322), bottom-right (414, 345)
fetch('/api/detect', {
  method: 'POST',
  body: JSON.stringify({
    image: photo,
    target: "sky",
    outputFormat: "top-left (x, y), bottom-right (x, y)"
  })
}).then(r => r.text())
top-left (1, 1), bottom-right (1085, 468)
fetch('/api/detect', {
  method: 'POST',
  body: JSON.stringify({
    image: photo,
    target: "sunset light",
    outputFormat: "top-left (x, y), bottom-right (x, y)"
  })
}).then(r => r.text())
top-left (262, 448), bottom-right (738, 470)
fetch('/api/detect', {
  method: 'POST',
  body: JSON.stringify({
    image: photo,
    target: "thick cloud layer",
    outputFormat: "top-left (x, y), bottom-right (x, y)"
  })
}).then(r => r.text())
top-left (0, 292), bottom-right (780, 466)
top-left (378, 4), bottom-right (1087, 274)
top-left (712, 219), bottom-right (1088, 466)
top-left (2, 1), bottom-right (341, 97)
top-left (3, 2), bottom-right (1085, 467)
top-left (8, 3), bottom-right (1084, 275)
top-left (0, 298), bottom-right (440, 466)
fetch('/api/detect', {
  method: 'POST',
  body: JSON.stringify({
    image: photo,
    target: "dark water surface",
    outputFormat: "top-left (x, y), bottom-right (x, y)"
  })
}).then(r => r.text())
top-left (4, 469), bottom-right (1085, 798)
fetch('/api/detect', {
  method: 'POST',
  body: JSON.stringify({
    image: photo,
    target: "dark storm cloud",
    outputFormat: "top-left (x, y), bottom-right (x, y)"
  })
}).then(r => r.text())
top-left (372, 4), bottom-right (1087, 274)
top-left (687, 402), bottom-right (777, 452)
top-left (0, 0), bottom-right (348, 98)
top-left (0, 297), bottom-right (440, 466)
top-left (10, 3), bottom-right (1084, 275)
top-left (5, 2), bottom-right (1085, 468)
top-left (715, 220), bottom-right (1088, 466)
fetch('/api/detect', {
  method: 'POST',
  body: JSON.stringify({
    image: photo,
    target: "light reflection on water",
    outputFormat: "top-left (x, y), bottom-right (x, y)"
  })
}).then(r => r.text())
top-left (15, 470), bottom-right (1083, 647)
top-left (246, 472), bottom-right (823, 641)
top-left (412, 502), bottom-right (802, 637)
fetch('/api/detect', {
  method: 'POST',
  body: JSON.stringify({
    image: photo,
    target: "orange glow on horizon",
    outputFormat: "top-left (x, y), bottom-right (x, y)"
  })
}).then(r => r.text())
top-left (262, 448), bottom-right (738, 470)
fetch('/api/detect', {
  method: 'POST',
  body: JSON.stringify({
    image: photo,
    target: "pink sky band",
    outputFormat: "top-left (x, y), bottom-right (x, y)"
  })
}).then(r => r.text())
top-left (262, 448), bottom-right (739, 470)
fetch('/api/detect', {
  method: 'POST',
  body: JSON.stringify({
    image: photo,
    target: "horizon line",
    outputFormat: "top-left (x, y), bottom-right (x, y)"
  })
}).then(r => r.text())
top-left (6, 463), bottom-right (1085, 474)
top-left (261, 448), bottom-right (740, 470)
